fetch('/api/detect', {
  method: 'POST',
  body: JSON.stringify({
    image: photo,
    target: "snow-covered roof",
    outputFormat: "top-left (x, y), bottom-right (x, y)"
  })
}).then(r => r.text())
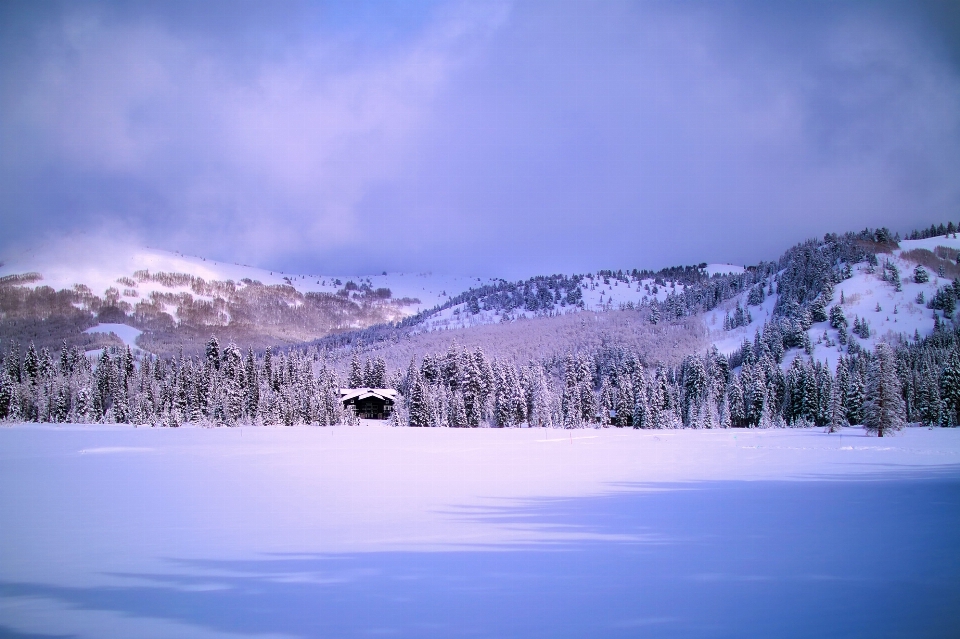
top-left (339, 388), bottom-right (398, 403)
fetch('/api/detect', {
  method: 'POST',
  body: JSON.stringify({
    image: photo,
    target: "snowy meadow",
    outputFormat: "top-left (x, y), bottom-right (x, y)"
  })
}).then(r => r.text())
top-left (1, 424), bottom-right (958, 638)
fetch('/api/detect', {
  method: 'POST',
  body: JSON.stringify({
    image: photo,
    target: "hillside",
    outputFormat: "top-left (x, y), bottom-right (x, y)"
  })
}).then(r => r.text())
top-left (0, 243), bottom-right (495, 355)
top-left (708, 234), bottom-right (957, 371)
top-left (0, 238), bottom-right (751, 358)
top-left (2, 225), bottom-right (955, 375)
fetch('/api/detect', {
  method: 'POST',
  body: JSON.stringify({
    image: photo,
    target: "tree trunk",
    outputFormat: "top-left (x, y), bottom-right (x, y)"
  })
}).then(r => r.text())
top-left (878, 428), bottom-right (883, 437)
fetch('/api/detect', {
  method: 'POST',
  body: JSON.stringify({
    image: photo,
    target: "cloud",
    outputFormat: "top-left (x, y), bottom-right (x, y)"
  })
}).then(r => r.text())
top-left (1, 1), bottom-right (958, 278)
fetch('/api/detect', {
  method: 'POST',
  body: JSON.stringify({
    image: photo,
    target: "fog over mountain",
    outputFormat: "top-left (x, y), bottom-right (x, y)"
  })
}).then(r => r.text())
top-left (2, 0), bottom-right (959, 277)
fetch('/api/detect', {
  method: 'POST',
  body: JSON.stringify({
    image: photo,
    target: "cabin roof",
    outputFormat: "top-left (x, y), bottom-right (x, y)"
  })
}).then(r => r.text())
top-left (339, 388), bottom-right (398, 402)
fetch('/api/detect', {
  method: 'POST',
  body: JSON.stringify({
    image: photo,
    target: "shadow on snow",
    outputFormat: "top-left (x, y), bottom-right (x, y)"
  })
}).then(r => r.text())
top-left (2, 469), bottom-right (960, 639)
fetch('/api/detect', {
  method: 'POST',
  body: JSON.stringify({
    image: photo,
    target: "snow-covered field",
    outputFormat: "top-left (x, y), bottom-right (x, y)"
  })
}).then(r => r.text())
top-left (83, 323), bottom-right (144, 354)
top-left (1, 425), bottom-right (958, 638)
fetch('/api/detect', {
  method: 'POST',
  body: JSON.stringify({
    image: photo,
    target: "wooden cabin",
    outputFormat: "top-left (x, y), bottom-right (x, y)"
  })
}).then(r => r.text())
top-left (339, 388), bottom-right (397, 420)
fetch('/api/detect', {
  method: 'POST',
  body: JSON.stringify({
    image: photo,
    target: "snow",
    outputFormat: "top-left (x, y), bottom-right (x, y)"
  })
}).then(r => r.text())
top-left (705, 263), bottom-right (745, 276)
top-left (84, 323), bottom-right (143, 351)
top-left (898, 234), bottom-right (960, 254)
top-left (1, 424), bottom-right (958, 638)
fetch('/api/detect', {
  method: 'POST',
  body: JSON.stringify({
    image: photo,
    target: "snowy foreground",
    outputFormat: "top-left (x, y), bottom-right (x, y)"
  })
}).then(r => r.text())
top-left (1, 425), bottom-right (958, 639)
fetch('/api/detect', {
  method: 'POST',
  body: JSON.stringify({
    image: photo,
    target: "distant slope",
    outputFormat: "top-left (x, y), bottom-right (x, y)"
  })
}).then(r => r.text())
top-left (0, 242), bottom-right (495, 355)
top-left (395, 263), bottom-right (751, 334)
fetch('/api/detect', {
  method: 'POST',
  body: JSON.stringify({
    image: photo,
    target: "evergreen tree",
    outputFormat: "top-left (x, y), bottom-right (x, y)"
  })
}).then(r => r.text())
top-left (845, 367), bottom-right (865, 425)
top-left (941, 350), bottom-right (960, 425)
top-left (245, 348), bottom-right (259, 419)
top-left (826, 374), bottom-right (846, 433)
top-left (369, 357), bottom-right (387, 388)
top-left (728, 375), bottom-right (746, 427)
top-left (205, 336), bottom-right (220, 371)
top-left (631, 368), bottom-right (649, 429)
top-left (863, 344), bottom-right (906, 436)
top-left (407, 372), bottom-right (430, 427)
top-left (349, 352), bottom-right (363, 389)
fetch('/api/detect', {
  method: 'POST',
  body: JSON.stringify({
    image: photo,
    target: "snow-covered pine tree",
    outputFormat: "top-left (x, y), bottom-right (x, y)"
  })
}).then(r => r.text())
top-left (647, 367), bottom-right (670, 429)
top-left (221, 343), bottom-right (245, 425)
top-left (863, 343), bottom-right (906, 436)
top-left (844, 364), bottom-right (865, 425)
top-left (681, 355), bottom-right (708, 427)
top-left (940, 351), bottom-right (960, 425)
top-left (363, 358), bottom-right (373, 388)
top-left (919, 367), bottom-right (943, 426)
top-left (369, 358), bottom-right (387, 388)
top-left (826, 375), bottom-right (846, 433)
top-left (245, 348), bottom-right (259, 419)
top-left (631, 368), bottom-right (649, 428)
top-left (205, 336), bottom-right (220, 371)
top-left (727, 374), bottom-right (745, 427)
top-left (348, 353), bottom-right (363, 389)
top-left (561, 355), bottom-right (583, 428)
top-left (407, 372), bottom-right (430, 427)
top-left (614, 374), bottom-right (634, 427)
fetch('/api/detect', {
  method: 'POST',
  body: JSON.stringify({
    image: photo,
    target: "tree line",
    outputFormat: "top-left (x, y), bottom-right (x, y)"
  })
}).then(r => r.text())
top-left (0, 324), bottom-right (930, 437)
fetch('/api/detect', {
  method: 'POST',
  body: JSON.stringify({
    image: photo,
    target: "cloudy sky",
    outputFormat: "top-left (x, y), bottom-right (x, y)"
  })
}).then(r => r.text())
top-left (1, 1), bottom-right (959, 277)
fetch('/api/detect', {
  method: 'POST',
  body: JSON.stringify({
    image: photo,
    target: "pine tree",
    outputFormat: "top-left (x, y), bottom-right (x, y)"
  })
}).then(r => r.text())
top-left (827, 377), bottom-right (847, 433)
top-left (205, 336), bottom-right (220, 371)
top-left (349, 353), bottom-right (363, 389)
top-left (443, 390), bottom-right (462, 427)
top-left (631, 369), bottom-right (649, 428)
top-left (24, 343), bottom-right (39, 384)
top-left (940, 350), bottom-right (960, 425)
top-left (920, 369), bottom-right (943, 426)
top-left (681, 356), bottom-right (708, 427)
top-left (615, 376), bottom-right (634, 427)
top-left (728, 375), bottom-right (745, 427)
top-left (369, 358), bottom-right (387, 388)
top-left (245, 348), bottom-right (259, 419)
top-left (863, 344), bottom-right (906, 436)
top-left (407, 373), bottom-right (430, 427)
top-left (362, 358), bottom-right (373, 388)
top-left (561, 355), bottom-right (583, 428)
top-left (845, 368), bottom-right (865, 425)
